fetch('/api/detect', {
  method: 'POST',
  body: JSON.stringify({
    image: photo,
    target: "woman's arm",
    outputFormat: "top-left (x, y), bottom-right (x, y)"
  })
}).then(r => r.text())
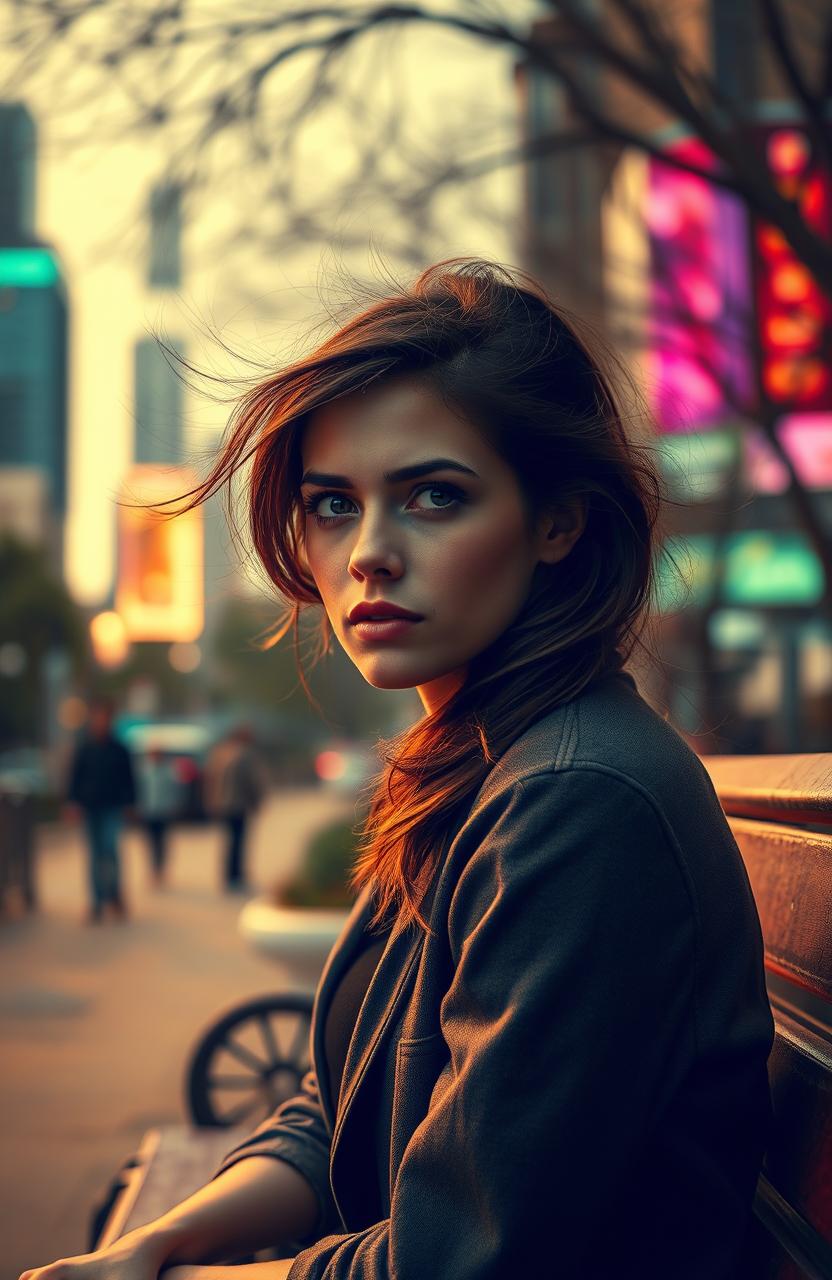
top-left (138, 1154), bottom-right (320, 1264)
top-left (18, 1156), bottom-right (318, 1280)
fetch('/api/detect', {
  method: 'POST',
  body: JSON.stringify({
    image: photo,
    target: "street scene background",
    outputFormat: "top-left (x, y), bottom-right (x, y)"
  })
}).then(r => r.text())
top-left (1, 1), bottom-right (831, 1274)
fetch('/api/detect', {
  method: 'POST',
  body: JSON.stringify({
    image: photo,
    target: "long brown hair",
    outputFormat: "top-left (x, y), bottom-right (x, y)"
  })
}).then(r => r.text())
top-left (172, 257), bottom-right (663, 943)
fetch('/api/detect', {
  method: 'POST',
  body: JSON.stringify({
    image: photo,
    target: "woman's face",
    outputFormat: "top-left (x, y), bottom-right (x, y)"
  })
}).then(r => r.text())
top-left (299, 375), bottom-right (582, 716)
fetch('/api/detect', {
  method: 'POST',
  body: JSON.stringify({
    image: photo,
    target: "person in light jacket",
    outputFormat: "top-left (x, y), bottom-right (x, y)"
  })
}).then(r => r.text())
top-left (202, 725), bottom-right (269, 891)
top-left (21, 259), bottom-right (774, 1280)
top-left (135, 746), bottom-right (181, 886)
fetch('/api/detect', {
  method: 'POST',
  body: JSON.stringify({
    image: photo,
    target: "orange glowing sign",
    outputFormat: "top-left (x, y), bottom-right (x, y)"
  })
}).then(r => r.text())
top-left (754, 126), bottom-right (832, 412)
top-left (115, 465), bottom-right (203, 642)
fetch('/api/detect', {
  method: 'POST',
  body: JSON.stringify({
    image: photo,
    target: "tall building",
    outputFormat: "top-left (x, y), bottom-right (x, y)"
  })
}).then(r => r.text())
top-left (133, 336), bottom-right (184, 465)
top-left (0, 248), bottom-right (68, 516)
top-left (516, 15), bottom-right (617, 329)
top-left (0, 102), bottom-right (36, 243)
top-left (115, 174), bottom-right (212, 683)
top-left (0, 104), bottom-right (69, 563)
top-left (132, 181), bottom-right (186, 467)
top-left (148, 180), bottom-right (182, 289)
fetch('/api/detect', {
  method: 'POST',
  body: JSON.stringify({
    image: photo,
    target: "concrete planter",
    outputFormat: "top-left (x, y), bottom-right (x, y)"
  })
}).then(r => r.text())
top-left (238, 897), bottom-right (350, 991)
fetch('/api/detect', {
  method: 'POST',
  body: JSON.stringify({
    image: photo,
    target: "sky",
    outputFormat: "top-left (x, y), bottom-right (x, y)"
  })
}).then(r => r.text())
top-left (2, 5), bottom-right (525, 604)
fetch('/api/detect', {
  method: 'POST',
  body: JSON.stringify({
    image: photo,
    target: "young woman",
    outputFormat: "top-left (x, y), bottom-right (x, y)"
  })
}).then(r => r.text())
top-left (21, 258), bottom-right (774, 1280)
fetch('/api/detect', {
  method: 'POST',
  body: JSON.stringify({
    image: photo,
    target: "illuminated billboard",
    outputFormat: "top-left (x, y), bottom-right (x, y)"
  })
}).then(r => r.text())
top-left (115, 465), bottom-right (203, 642)
top-left (647, 137), bottom-right (753, 432)
top-left (744, 413), bottom-right (832, 492)
top-left (752, 128), bottom-right (832, 412)
top-left (656, 531), bottom-right (823, 612)
top-left (654, 429), bottom-right (741, 501)
top-left (647, 125), bottom-right (832, 431)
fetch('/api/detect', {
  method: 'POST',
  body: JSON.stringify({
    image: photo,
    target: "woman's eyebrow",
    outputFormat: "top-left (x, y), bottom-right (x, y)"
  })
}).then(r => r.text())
top-left (300, 457), bottom-right (479, 488)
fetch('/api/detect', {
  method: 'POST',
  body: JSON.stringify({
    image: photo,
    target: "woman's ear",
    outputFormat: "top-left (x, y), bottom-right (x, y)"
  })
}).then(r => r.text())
top-left (536, 496), bottom-right (586, 566)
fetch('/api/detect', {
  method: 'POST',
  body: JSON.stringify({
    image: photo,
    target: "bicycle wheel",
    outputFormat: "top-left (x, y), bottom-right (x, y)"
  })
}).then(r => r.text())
top-left (186, 992), bottom-right (314, 1127)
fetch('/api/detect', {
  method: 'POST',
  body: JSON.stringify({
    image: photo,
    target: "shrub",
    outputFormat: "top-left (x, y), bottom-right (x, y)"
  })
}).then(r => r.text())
top-left (277, 815), bottom-right (357, 909)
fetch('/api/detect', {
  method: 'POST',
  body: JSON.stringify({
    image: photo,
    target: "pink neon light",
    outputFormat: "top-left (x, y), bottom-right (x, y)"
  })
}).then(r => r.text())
top-left (744, 414), bottom-right (832, 492)
top-left (647, 138), bottom-right (753, 432)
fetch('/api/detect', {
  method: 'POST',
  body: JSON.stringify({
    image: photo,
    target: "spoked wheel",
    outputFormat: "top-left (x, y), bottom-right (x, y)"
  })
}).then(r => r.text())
top-left (186, 992), bottom-right (315, 1128)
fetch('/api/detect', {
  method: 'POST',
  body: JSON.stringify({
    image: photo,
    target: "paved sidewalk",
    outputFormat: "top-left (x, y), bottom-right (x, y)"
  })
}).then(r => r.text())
top-left (1, 786), bottom-right (355, 1279)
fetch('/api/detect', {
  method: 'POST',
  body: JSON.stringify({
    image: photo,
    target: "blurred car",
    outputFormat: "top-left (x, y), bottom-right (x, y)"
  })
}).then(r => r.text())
top-left (0, 747), bottom-right (51, 798)
top-left (117, 720), bottom-right (213, 822)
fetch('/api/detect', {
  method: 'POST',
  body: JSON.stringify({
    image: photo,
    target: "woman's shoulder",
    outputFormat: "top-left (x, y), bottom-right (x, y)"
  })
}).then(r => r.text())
top-left (450, 672), bottom-right (747, 938)
top-left (476, 669), bottom-right (718, 835)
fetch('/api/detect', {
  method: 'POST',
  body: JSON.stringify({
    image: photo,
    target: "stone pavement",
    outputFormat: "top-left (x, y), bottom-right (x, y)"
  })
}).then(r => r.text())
top-left (1, 786), bottom-right (355, 1280)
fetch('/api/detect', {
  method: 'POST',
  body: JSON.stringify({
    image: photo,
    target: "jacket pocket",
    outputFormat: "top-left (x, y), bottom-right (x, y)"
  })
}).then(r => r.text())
top-left (389, 1031), bottom-right (449, 1192)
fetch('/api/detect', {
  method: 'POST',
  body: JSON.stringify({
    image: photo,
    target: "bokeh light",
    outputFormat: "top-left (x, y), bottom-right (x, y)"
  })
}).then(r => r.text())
top-left (168, 641), bottom-right (202, 673)
top-left (767, 129), bottom-right (810, 178)
top-left (57, 695), bottom-right (87, 730)
top-left (89, 610), bottom-right (130, 668)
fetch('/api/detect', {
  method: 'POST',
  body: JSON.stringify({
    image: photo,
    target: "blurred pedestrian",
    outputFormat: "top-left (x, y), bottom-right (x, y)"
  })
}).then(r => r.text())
top-left (136, 746), bottom-right (180, 887)
top-left (202, 724), bottom-right (268, 891)
top-left (65, 695), bottom-right (136, 924)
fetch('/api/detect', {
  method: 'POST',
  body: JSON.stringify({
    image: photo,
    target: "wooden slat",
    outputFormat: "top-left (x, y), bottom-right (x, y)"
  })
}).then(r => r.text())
top-left (701, 756), bottom-right (832, 827)
top-left (95, 1129), bottom-right (160, 1249)
top-left (753, 1173), bottom-right (832, 1280)
top-left (727, 817), bottom-right (832, 1003)
top-left (758, 1012), bottom-right (832, 1262)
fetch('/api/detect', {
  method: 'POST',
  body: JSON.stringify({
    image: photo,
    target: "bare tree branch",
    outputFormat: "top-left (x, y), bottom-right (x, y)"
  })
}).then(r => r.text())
top-left (6, 1), bottom-right (832, 296)
top-left (755, 0), bottom-right (832, 172)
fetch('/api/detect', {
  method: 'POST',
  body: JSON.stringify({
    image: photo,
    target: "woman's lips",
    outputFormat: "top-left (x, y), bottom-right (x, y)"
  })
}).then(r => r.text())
top-left (351, 618), bottom-right (423, 642)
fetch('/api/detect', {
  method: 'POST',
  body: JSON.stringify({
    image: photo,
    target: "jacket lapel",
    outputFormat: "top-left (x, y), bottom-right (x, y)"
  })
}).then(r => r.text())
top-left (330, 918), bottom-right (425, 1226)
top-left (310, 874), bottom-right (439, 1227)
top-left (309, 881), bottom-right (379, 1131)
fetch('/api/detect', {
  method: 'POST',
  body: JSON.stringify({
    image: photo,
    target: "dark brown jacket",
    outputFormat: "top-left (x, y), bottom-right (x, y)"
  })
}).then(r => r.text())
top-left (214, 670), bottom-right (774, 1278)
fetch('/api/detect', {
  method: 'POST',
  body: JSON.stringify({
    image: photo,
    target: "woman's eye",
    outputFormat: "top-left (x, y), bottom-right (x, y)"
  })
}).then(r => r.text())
top-left (411, 485), bottom-right (459, 512)
top-left (302, 483), bottom-right (465, 526)
top-left (302, 493), bottom-right (352, 522)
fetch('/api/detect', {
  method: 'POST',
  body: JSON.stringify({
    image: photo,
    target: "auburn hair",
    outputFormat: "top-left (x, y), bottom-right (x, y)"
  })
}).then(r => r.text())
top-left (172, 257), bottom-right (664, 944)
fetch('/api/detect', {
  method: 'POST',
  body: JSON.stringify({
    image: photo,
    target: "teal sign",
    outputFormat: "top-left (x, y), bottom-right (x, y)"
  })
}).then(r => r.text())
top-left (656, 532), bottom-right (824, 610)
top-left (655, 430), bottom-right (741, 502)
top-left (0, 248), bottom-right (59, 288)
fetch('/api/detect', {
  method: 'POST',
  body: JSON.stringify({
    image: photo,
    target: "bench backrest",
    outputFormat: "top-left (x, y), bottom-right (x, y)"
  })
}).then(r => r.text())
top-left (701, 754), bottom-right (832, 1280)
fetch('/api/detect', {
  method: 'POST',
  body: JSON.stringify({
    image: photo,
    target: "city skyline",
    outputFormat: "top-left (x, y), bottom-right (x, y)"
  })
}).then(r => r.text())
top-left (0, 19), bottom-right (519, 605)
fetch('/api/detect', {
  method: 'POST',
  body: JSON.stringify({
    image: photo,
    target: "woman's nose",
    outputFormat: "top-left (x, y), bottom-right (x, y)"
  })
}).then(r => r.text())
top-left (347, 513), bottom-right (406, 581)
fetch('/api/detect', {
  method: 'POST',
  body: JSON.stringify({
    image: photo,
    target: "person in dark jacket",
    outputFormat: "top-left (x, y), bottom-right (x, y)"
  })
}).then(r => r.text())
top-left (21, 259), bottom-right (774, 1280)
top-left (66, 695), bottom-right (136, 923)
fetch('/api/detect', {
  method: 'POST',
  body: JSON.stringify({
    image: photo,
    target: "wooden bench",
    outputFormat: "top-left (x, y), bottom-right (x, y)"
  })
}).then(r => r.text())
top-left (701, 754), bottom-right (832, 1280)
top-left (93, 754), bottom-right (832, 1276)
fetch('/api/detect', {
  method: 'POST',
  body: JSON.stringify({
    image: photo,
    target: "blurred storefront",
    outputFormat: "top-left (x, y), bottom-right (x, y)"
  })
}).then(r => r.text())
top-left (644, 123), bottom-right (831, 752)
top-left (518, 7), bottom-right (832, 753)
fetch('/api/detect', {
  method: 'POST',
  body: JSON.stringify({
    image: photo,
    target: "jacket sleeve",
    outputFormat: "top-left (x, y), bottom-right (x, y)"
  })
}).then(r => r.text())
top-left (283, 767), bottom-right (698, 1279)
top-left (211, 1065), bottom-right (343, 1246)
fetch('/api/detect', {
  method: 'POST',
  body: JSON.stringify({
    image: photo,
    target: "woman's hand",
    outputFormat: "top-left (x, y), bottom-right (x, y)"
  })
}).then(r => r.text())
top-left (18, 1228), bottom-right (169, 1280)
top-left (18, 1240), bottom-right (297, 1280)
